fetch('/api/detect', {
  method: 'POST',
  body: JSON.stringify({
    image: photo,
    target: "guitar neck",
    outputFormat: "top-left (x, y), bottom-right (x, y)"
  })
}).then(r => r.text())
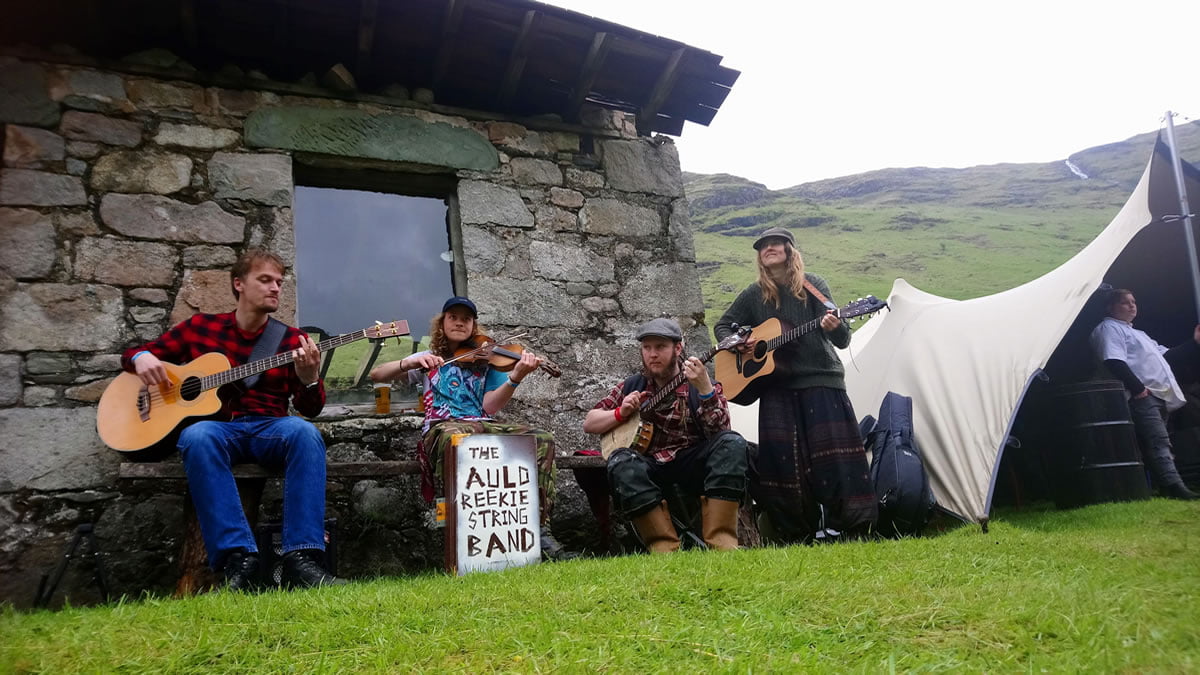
top-left (639, 344), bottom-right (722, 411)
top-left (764, 315), bottom-right (827, 353)
top-left (201, 330), bottom-right (370, 390)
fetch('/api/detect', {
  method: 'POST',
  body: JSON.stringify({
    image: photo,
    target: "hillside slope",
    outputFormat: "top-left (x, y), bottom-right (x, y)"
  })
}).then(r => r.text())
top-left (688, 121), bottom-right (1200, 329)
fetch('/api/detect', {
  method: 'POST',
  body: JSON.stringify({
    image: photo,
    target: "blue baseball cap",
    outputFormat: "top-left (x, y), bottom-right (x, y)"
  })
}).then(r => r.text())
top-left (442, 296), bottom-right (477, 317)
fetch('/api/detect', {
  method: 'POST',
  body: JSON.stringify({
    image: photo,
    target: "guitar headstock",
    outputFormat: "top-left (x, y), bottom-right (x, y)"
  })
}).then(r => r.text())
top-left (837, 296), bottom-right (888, 321)
top-left (716, 324), bottom-right (753, 351)
top-left (367, 320), bottom-right (411, 339)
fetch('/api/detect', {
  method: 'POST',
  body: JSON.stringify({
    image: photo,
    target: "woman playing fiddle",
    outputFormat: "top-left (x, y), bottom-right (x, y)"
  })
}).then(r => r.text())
top-left (369, 296), bottom-right (573, 560)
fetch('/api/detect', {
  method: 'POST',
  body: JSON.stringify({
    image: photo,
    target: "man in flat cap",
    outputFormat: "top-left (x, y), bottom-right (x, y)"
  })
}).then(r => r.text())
top-left (582, 318), bottom-right (748, 552)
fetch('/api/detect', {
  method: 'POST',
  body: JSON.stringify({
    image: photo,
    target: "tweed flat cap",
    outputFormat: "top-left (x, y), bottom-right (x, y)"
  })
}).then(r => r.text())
top-left (635, 317), bottom-right (683, 341)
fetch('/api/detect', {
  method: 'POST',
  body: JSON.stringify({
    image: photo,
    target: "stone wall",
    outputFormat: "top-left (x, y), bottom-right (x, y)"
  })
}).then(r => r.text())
top-left (0, 55), bottom-right (707, 607)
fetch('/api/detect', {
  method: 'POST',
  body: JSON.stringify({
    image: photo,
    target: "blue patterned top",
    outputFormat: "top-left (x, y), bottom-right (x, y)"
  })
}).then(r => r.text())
top-left (409, 350), bottom-right (508, 432)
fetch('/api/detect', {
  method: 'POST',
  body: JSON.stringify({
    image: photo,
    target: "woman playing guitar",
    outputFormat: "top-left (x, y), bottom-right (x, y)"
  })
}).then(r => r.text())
top-left (714, 227), bottom-right (878, 545)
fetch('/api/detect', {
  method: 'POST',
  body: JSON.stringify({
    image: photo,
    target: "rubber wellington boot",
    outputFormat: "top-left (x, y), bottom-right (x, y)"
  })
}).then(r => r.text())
top-left (701, 496), bottom-right (740, 551)
top-left (631, 500), bottom-right (680, 554)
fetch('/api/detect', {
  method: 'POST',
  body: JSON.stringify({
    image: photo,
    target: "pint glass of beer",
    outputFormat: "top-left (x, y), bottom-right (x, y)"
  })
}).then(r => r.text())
top-left (373, 382), bottom-right (391, 414)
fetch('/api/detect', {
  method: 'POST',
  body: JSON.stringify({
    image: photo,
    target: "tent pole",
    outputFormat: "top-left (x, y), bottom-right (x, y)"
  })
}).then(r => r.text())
top-left (1163, 111), bottom-right (1200, 321)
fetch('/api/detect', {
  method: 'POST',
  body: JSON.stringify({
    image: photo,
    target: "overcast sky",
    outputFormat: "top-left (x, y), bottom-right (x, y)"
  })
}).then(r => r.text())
top-left (548, 0), bottom-right (1200, 189)
top-left (294, 187), bottom-right (451, 335)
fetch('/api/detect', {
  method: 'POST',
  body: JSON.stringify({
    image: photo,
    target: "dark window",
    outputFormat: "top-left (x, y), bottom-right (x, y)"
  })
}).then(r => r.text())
top-left (294, 178), bottom-right (456, 408)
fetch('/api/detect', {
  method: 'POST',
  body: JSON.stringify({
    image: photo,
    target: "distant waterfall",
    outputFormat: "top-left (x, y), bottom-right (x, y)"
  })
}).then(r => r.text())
top-left (1065, 160), bottom-right (1089, 179)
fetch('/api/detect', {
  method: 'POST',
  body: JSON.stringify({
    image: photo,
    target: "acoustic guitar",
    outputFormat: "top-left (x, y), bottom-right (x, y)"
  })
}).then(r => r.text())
top-left (96, 320), bottom-right (409, 453)
top-left (598, 327), bottom-right (751, 459)
top-left (714, 296), bottom-right (887, 405)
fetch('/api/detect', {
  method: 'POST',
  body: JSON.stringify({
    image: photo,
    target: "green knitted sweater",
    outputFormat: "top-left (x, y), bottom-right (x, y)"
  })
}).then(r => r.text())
top-left (713, 273), bottom-right (851, 391)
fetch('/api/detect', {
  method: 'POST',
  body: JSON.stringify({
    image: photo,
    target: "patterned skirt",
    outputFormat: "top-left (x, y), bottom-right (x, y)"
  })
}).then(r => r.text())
top-left (753, 386), bottom-right (877, 543)
top-left (419, 420), bottom-right (557, 523)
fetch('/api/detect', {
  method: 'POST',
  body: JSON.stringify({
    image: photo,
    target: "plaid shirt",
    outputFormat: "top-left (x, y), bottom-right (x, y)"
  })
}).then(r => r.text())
top-left (593, 375), bottom-right (731, 463)
top-left (121, 312), bottom-right (325, 418)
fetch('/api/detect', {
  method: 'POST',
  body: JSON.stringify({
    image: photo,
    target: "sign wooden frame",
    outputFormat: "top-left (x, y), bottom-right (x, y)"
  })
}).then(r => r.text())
top-left (443, 433), bottom-right (541, 575)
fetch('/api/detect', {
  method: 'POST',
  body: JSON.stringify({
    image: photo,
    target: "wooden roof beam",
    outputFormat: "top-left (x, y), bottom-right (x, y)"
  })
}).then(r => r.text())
top-left (271, 0), bottom-right (289, 55)
top-left (565, 31), bottom-right (611, 122)
top-left (495, 9), bottom-right (538, 108)
top-left (431, 0), bottom-right (466, 89)
top-left (179, 0), bottom-right (198, 50)
top-left (638, 47), bottom-right (687, 135)
top-left (356, 0), bottom-right (379, 81)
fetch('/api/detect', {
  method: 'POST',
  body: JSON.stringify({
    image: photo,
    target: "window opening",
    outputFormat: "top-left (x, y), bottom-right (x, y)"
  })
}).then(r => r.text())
top-left (294, 182), bottom-right (455, 409)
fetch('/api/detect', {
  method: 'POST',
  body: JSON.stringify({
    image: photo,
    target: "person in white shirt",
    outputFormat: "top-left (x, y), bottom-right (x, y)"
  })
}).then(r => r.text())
top-left (1090, 288), bottom-right (1200, 500)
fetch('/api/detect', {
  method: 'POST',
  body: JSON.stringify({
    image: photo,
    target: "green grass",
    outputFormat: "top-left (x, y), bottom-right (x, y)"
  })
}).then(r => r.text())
top-left (3, 499), bottom-right (1197, 672)
top-left (310, 335), bottom-right (431, 389)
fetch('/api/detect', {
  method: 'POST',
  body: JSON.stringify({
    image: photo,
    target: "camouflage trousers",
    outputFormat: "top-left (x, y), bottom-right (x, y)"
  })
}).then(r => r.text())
top-left (421, 420), bottom-right (557, 523)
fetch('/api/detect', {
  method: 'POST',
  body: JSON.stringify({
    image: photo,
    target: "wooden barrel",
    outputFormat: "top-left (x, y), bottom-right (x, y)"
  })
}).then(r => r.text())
top-left (1048, 380), bottom-right (1151, 508)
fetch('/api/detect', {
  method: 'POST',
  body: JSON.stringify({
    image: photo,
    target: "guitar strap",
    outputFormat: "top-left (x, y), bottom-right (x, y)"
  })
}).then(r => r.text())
top-left (803, 278), bottom-right (837, 311)
top-left (242, 317), bottom-right (288, 390)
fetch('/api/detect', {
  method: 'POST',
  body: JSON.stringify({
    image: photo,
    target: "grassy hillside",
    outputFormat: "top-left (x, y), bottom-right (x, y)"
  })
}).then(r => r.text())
top-left (689, 121), bottom-right (1200, 330)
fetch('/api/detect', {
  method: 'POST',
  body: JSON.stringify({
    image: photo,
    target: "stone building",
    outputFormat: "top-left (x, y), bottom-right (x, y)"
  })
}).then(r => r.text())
top-left (0, 0), bottom-right (737, 607)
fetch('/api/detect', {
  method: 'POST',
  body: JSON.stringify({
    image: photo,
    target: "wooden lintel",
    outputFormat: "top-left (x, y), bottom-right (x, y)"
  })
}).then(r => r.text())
top-left (566, 31), bottom-right (611, 122)
top-left (179, 0), bottom-right (198, 50)
top-left (431, 0), bottom-right (466, 88)
top-left (356, 0), bottom-right (379, 81)
top-left (496, 9), bottom-right (538, 108)
top-left (638, 47), bottom-right (687, 133)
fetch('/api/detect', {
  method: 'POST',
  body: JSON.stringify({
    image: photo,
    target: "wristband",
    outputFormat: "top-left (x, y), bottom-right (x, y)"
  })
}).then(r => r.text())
top-left (305, 380), bottom-right (321, 390)
top-left (507, 376), bottom-right (521, 388)
top-left (613, 408), bottom-right (624, 423)
top-left (131, 350), bottom-right (151, 362)
top-left (698, 389), bottom-right (716, 400)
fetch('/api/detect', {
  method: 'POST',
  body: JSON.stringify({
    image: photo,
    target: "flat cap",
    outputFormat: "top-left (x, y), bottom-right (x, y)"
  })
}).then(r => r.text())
top-left (752, 227), bottom-right (796, 250)
top-left (635, 317), bottom-right (683, 341)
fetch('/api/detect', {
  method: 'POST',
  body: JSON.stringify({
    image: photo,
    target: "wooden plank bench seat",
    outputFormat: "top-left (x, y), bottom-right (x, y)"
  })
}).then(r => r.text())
top-left (117, 454), bottom-right (605, 480)
top-left (118, 454), bottom-right (607, 595)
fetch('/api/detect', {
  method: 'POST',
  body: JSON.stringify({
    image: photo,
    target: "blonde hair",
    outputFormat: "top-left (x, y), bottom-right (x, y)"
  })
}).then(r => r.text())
top-left (756, 241), bottom-right (806, 308)
top-left (428, 311), bottom-right (488, 358)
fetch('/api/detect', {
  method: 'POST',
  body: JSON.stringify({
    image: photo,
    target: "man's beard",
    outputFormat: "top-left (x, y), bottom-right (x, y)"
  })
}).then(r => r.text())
top-left (643, 359), bottom-right (679, 384)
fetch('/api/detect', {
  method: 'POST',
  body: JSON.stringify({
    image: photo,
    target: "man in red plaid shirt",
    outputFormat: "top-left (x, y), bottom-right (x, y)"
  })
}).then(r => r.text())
top-left (583, 318), bottom-right (748, 553)
top-left (122, 249), bottom-right (344, 590)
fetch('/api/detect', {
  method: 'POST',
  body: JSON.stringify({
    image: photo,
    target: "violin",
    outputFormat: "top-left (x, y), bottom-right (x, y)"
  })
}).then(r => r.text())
top-left (449, 334), bottom-right (562, 378)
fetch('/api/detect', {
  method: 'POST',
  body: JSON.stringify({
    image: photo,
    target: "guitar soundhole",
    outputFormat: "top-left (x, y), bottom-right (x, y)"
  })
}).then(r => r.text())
top-left (179, 376), bottom-right (203, 401)
top-left (752, 342), bottom-right (768, 359)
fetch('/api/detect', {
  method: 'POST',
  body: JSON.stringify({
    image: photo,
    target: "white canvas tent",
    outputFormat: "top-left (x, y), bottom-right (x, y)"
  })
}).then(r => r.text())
top-left (729, 139), bottom-right (1200, 524)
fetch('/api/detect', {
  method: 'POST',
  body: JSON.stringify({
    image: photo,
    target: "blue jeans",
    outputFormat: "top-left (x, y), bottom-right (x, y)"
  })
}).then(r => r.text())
top-left (178, 416), bottom-right (327, 569)
top-left (1128, 395), bottom-right (1185, 488)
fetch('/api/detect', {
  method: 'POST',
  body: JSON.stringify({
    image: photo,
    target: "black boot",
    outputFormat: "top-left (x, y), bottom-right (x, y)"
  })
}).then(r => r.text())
top-left (1164, 482), bottom-right (1200, 501)
top-left (281, 549), bottom-right (347, 588)
top-left (540, 524), bottom-right (579, 561)
top-left (221, 550), bottom-right (262, 592)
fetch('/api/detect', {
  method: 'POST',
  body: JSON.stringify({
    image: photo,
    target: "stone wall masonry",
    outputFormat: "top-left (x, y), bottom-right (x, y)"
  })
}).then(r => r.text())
top-left (0, 208), bottom-right (57, 279)
top-left (0, 56), bottom-right (711, 606)
top-left (89, 151), bottom-right (193, 194)
top-left (4, 125), bottom-right (65, 169)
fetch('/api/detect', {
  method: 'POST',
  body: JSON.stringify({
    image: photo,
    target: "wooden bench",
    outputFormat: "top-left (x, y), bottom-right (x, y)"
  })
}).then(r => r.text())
top-left (118, 455), bottom-right (607, 594)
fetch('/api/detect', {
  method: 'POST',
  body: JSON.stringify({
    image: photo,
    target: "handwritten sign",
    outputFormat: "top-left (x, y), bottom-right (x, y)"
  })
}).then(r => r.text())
top-left (444, 434), bottom-right (540, 575)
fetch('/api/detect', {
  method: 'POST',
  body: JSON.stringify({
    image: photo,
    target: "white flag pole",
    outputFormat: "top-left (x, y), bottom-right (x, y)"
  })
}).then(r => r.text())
top-left (1163, 111), bottom-right (1200, 322)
